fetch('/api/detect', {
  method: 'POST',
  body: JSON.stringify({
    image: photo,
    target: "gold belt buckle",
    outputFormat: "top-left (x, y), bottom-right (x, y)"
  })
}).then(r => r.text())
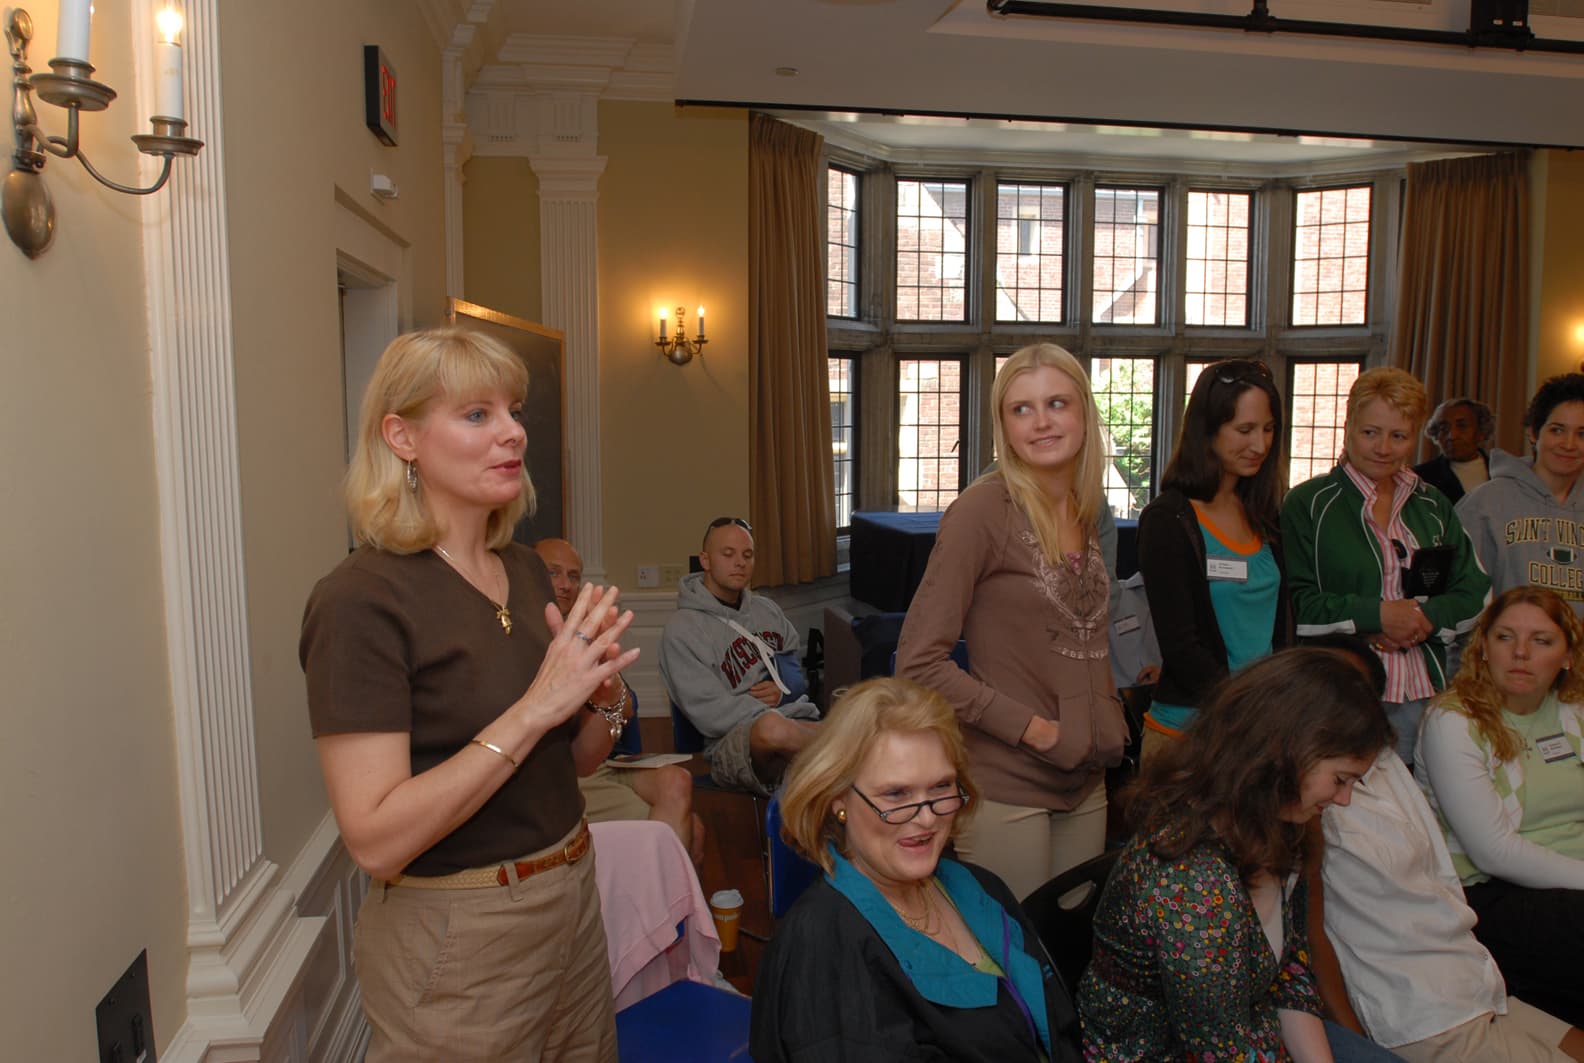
top-left (563, 822), bottom-right (587, 864)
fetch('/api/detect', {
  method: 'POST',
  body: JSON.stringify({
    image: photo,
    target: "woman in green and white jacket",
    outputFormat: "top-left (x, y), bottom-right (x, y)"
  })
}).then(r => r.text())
top-left (1281, 367), bottom-right (1490, 767)
top-left (1416, 585), bottom-right (1584, 1028)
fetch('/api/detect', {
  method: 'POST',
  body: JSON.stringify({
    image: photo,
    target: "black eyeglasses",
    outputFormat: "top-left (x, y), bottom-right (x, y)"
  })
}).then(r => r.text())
top-left (1215, 359), bottom-right (1273, 386)
top-left (850, 785), bottom-right (970, 824)
top-left (708, 516), bottom-right (753, 534)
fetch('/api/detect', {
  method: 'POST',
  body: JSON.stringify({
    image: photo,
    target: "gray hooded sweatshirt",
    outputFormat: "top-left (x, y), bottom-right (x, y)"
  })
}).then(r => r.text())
top-left (657, 572), bottom-right (819, 749)
top-left (1455, 448), bottom-right (1584, 615)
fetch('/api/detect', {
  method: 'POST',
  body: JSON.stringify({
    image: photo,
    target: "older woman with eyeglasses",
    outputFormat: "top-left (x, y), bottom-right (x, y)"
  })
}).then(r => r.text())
top-left (1281, 367), bottom-right (1490, 767)
top-left (751, 677), bottom-right (1083, 1063)
top-left (1137, 358), bottom-right (1291, 759)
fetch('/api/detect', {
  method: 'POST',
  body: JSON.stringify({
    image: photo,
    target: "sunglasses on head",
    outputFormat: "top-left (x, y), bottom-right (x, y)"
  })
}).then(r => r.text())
top-left (1214, 359), bottom-right (1273, 386)
top-left (708, 516), bottom-right (753, 535)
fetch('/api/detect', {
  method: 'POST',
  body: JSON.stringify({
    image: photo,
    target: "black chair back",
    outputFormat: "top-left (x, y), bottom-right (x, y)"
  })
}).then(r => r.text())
top-left (1020, 849), bottom-right (1121, 989)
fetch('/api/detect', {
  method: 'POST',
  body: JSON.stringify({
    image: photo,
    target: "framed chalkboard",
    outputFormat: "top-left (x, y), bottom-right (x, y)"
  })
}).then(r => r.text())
top-left (445, 299), bottom-right (566, 543)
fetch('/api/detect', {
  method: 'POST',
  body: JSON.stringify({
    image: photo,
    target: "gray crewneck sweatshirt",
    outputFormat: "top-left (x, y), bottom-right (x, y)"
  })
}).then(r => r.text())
top-left (1455, 448), bottom-right (1584, 614)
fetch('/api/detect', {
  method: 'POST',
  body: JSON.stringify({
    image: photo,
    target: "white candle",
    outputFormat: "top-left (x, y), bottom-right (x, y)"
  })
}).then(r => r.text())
top-left (154, 9), bottom-right (184, 121)
top-left (57, 0), bottom-right (92, 63)
top-left (658, 307), bottom-right (668, 341)
top-left (696, 306), bottom-right (706, 338)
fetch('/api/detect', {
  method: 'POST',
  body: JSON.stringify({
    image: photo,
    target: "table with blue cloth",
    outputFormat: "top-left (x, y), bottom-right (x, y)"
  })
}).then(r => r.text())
top-left (849, 510), bottom-right (1139, 612)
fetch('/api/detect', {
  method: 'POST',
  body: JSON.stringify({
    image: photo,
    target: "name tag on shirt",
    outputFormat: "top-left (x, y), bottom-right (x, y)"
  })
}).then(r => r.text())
top-left (1535, 733), bottom-right (1577, 764)
top-left (1114, 614), bottom-right (1142, 635)
top-left (1207, 557), bottom-right (1248, 581)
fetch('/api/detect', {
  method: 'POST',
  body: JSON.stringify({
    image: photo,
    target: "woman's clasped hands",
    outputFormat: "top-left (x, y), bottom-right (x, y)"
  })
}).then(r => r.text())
top-left (524, 582), bottom-right (640, 729)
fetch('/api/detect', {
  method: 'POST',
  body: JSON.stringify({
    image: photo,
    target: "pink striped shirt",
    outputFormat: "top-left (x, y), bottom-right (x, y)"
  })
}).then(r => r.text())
top-left (1341, 461), bottom-right (1435, 702)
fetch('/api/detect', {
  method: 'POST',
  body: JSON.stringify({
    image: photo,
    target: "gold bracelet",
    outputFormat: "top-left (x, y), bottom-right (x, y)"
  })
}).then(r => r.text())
top-left (470, 737), bottom-right (519, 769)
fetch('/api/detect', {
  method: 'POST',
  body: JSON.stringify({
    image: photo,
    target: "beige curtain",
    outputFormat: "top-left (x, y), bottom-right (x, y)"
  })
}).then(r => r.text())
top-left (1390, 152), bottom-right (1529, 456)
top-left (749, 113), bottom-right (836, 586)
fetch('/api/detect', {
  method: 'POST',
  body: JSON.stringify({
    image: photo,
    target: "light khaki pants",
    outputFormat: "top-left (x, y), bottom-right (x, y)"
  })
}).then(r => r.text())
top-left (1389, 998), bottom-right (1572, 1063)
top-left (354, 824), bottom-right (617, 1062)
top-left (953, 783), bottom-right (1107, 902)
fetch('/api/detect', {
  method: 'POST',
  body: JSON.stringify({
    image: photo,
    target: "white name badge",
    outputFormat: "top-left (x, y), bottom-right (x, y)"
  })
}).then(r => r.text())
top-left (1114, 614), bottom-right (1142, 635)
top-left (1535, 733), bottom-right (1576, 764)
top-left (1207, 557), bottom-right (1249, 581)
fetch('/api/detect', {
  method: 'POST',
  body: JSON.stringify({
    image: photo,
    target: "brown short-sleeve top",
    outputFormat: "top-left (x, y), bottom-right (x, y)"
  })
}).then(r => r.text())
top-left (300, 544), bottom-right (581, 875)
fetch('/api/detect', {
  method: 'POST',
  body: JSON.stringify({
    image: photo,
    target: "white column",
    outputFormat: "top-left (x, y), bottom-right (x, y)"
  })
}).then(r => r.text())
top-left (530, 155), bottom-right (607, 582)
top-left (137, 0), bottom-right (318, 1055)
top-left (442, 119), bottom-right (472, 297)
top-left (439, 30), bottom-right (475, 299)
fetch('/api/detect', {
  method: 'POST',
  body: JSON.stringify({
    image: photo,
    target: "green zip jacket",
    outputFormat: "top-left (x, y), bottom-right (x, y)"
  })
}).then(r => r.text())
top-left (1280, 465), bottom-right (1490, 690)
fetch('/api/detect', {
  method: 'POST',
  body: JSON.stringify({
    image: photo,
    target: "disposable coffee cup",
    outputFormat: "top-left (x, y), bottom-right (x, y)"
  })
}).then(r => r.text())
top-left (709, 888), bottom-right (744, 952)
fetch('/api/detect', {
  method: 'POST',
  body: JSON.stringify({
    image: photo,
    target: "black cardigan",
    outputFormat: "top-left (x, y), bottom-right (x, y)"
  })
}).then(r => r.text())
top-left (749, 863), bottom-right (1082, 1063)
top-left (1136, 488), bottom-right (1292, 710)
top-left (1412, 451), bottom-right (1488, 505)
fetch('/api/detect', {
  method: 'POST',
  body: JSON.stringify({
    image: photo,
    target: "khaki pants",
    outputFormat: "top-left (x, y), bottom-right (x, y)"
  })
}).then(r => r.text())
top-left (355, 824), bottom-right (617, 1062)
top-left (1390, 998), bottom-right (1572, 1063)
top-left (953, 782), bottom-right (1107, 902)
top-left (578, 764), bottom-right (651, 823)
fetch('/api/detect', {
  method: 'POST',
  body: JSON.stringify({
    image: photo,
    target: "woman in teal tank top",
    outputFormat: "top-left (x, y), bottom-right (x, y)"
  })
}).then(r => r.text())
top-left (1137, 359), bottom-right (1291, 760)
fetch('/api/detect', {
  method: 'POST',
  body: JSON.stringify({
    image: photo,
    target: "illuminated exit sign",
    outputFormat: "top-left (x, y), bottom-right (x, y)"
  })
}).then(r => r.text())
top-left (363, 45), bottom-right (397, 146)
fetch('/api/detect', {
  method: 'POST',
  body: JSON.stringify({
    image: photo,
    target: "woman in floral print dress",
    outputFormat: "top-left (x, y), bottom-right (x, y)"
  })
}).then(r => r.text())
top-left (1078, 648), bottom-right (1397, 1062)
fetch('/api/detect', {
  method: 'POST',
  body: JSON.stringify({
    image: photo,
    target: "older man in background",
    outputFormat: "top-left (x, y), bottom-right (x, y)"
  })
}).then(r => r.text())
top-left (535, 537), bottom-right (704, 864)
top-left (1414, 397), bottom-right (1493, 504)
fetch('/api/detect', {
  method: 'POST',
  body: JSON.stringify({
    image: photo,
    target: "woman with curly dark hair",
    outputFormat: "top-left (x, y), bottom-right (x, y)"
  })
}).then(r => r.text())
top-left (1417, 585), bottom-right (1584, 1026)
top-left (1078, 648), bottom-right (1397, 1062)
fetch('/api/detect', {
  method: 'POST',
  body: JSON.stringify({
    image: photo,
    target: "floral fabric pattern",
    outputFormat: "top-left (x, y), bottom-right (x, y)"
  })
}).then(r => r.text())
top-left (1077, 836), bottom-right (1322, 1061)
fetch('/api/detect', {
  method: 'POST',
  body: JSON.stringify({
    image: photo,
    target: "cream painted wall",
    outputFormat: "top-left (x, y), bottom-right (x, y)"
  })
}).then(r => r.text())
top-left (463, 156), bottom-right (543, 323)
top-left (598, 103), bottom-right (750, 586)
top-left (217, 1), bottom-right (447, 866)
top-left (0, 6), bottom-right (188, 1058)
top-left (1532, 150), bottom-right (1584, 385)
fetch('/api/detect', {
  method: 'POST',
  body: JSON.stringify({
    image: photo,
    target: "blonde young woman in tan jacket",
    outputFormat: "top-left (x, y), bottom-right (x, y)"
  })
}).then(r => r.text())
top-left (896, 343), bottom-right (1128, 901)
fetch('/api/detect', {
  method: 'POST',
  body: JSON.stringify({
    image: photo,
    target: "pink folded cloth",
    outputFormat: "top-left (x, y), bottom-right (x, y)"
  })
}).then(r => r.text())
top-left (590, 820), bottom-right (722, 1009)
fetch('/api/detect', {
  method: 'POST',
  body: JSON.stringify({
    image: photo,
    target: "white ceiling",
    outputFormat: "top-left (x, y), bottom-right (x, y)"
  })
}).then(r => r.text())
top-left (491, 0), bottom-right (1584, 163)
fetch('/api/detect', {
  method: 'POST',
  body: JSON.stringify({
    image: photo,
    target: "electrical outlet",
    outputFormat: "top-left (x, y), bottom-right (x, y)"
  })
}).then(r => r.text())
top-left (636, 564), bottom-right (660, 589)
top-left (97, 950), bottom-right (155, 1063)
top-left (659, 563), bottom-right (686, 589)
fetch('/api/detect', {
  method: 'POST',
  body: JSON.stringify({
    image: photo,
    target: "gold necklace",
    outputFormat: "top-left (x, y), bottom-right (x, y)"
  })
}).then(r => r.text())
top-left (434, 545), bottom-right (512, 634)
top-left (893, 881), bottom-right (939, 935)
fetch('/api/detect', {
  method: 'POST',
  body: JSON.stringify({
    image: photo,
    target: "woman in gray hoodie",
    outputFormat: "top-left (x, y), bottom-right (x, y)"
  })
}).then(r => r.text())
top-left (1456, 373), bottom-right (1584, 617)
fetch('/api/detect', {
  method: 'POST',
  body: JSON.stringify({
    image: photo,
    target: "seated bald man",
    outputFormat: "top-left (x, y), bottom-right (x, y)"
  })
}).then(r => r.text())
top-left (534, 538), bottom-right (704, 864)
top-left (657, 517), bottom-right (819, 796)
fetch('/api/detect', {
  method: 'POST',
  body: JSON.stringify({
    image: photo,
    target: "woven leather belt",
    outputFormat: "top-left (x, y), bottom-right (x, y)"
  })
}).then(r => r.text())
top-left (385, 821), bottom-right (591, 890)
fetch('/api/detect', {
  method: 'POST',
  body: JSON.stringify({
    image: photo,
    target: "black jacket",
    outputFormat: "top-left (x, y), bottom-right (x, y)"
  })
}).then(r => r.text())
top-left (1413, 451), bottom-right (1489, 505)
top-left (1136, 488), bottom-right (1292, 710)
top-left (749, 862), bottom-right (1082, 1063)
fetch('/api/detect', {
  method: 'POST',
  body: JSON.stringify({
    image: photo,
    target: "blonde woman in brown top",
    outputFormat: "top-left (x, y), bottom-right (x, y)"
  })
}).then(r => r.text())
top-left (896, 343), bottom-right (1129, 901)
top-left (300, 328), bottom-right (638, 1060)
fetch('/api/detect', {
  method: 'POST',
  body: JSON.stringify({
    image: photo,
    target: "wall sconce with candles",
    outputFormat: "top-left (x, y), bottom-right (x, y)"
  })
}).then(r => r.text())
top-left (3, 3), bottom-right (203, 258)
top-left (656, 305), bottom-right (707, 366)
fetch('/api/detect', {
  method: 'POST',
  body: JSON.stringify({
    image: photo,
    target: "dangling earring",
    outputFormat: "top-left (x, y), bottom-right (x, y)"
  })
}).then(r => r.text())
top-left (406, 460), bottom-right (418, 493)
top-left (835, 808), bottom-right (847, 823)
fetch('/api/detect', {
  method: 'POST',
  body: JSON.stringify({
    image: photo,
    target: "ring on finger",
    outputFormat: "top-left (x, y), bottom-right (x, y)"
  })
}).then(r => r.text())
top-left (574, 631), bottom-right (593, 644)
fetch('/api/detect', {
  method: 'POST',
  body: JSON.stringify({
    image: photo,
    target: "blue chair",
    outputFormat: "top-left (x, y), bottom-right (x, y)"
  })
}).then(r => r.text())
top-left (611, 688), bottom-right (643, 757)
top-left (615, 979), bottom-right (752, 1062)
top-left (670, 700), bottom-right (708, 755)
top-left (765, 793), bottom-right (821, 918)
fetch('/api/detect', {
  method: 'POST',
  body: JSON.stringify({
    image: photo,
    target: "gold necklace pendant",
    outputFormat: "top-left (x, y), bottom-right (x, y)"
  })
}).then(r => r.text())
top-left (435, 545), bottom-right (512, 635)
